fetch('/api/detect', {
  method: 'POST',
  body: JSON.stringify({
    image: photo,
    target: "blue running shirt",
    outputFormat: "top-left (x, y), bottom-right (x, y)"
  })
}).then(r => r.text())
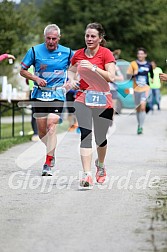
top-left (21, 43), bottom-right (73, 101)
top-left (135, 60), bottom-right (153, 87)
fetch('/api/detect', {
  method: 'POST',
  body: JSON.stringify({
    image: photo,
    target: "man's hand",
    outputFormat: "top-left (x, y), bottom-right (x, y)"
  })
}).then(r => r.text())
top-left (159, 73), bottom-right (167, 82)
top-left (35, 77), bottom-right (47, 87)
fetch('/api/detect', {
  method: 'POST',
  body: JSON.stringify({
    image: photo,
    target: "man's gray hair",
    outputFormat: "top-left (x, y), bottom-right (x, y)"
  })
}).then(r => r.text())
top-left (44, 24), bottom-right (61, 36)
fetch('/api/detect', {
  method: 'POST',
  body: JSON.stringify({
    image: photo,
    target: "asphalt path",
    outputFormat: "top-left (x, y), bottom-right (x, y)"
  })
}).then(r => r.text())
top-left (0, 101), bottom-right (167, 252)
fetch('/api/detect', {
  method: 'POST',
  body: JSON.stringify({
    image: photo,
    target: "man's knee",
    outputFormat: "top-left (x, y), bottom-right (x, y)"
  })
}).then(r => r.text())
top-left (38, 131), bottom-right (46, 139)
top-left (47, 123), bottom-right (56, 135)
top-left (141, 105), bottom-right (146, 112)
top-left (47, 114), bottom-right (59, 134)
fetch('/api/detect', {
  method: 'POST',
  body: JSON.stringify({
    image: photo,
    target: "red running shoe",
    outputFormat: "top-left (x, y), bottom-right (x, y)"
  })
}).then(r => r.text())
top-left (95, 159), bottom-right (106, 184)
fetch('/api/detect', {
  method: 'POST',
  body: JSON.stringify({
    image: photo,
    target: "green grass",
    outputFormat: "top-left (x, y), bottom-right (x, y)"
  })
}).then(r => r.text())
top-left (1, 122), bottom-right (32, 138)
top-left (0, 120), bottom-right (69, 153)
top-left (0, 135), bottom-right (31, 153)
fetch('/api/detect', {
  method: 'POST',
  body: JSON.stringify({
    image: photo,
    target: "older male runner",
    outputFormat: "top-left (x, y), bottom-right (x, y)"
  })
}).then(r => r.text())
top-left (20, 24), bottom-right (73, 176)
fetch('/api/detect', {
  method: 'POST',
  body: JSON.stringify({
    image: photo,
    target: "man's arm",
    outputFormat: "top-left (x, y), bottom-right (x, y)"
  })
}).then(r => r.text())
top-left (149, 64), bottom-right (154, 79)
top-left (20, 68), bottom-right (47, 87)
top-left (127, 61), bottom-right (138, 79)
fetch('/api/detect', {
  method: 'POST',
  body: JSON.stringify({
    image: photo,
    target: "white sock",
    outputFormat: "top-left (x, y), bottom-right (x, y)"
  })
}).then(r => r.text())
top-left (84, 171), bottom-right (92, 176)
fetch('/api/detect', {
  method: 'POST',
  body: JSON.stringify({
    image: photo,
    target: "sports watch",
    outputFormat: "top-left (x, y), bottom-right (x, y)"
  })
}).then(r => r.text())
top-left (92, 64), bottom-right (97, 72)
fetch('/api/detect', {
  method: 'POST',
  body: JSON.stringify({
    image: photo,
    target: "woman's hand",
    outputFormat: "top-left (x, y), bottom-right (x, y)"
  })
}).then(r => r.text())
top-left (63, 80), bottom-right (80, 92)
top-left (80, 60), bottom-right (93, 70)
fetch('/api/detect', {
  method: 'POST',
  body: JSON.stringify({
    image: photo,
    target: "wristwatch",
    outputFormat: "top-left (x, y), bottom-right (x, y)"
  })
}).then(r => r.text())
top-left (92, 64), bottom-right (97, 72)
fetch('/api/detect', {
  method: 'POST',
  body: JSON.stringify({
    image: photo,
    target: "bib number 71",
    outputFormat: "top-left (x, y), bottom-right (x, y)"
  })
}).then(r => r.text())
top-left (92, 95), bottom-right (100, 102)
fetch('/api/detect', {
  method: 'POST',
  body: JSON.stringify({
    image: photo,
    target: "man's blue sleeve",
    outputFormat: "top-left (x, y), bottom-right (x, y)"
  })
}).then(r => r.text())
top-left (21, 48), bottom-right (35, 69)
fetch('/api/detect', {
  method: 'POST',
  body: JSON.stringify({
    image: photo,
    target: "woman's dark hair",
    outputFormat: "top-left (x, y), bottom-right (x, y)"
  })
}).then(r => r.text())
top-left (137, 47), bottom-right (147, 54)
top-left (85, 22), bottom-right (106, 47)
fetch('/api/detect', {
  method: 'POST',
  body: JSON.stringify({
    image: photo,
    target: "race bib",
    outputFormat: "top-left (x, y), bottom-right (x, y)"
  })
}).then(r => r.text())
top-left (35, 89), bottom-right (56, 101)
top-left (136, 76), bottom-right (147, 87)
top-left (85, 91), bottom-right (107, 107)
top-left (32, 87), bottom-right (66, 101)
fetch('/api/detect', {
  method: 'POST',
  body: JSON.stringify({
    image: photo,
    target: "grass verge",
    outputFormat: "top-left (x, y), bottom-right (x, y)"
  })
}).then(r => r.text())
top-left (0, 120), bottom-right (69, 154)
top-left (0, 135), bottom-right (31, 153)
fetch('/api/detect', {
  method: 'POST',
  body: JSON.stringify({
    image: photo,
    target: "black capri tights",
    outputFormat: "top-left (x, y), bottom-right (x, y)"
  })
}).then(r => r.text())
top-left (75, 102), bottom-right (113, 148)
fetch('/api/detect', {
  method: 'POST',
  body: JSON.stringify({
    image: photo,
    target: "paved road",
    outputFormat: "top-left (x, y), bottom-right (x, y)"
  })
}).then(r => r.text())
top-left (0, 104), bottom-right (167, 252)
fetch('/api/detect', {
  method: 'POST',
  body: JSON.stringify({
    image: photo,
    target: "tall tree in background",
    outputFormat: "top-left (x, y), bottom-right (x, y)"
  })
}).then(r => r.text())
top-left (0, 0), bottom-right (43, 77)
top-left (40, 0), bottom-right (167, 67)
top-left (0, 0), bottom-right (42, 56)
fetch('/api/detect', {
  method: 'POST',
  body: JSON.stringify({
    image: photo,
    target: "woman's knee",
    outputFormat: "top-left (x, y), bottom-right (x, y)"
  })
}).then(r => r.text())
top-left (80, 127), bottom-right (92, 148)
top-left (96, 139), bottom-right (107, 147)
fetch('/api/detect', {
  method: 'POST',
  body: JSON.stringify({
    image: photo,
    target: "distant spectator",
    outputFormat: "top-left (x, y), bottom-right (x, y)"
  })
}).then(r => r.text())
top-left (149, 61), bottom-right (163, 110)
top-left (0, 53), bottom-right (15, 62)
top-left (26, 65), bottom-right (39, 142)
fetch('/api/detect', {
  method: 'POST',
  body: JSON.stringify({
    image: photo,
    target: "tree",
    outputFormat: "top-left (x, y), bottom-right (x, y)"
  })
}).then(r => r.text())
top-left (0, 0), bottom-right (42, 56)
top-left (40, 0), bottom-right (167, 68)
top-left (0, 0), bottom-right (43, 77)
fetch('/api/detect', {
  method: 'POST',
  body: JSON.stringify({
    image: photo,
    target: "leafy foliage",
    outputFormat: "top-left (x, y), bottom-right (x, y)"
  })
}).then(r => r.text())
top-left (0, 0), bottom-right (166, 69)
top-left (40, 0), bottom-right (167, 68)
top-left (0, 0), bottom-right (43, 77)
top-left (0, 0), bottom-right (42, 56)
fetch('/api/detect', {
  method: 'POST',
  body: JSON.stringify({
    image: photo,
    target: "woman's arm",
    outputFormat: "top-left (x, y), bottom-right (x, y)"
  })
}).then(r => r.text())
top-left (115, 65), bottom-right (124, 82)
top-left (66, 64), bottom-right (80, 90)
top-left (79, 60), bottom-right (115, 82)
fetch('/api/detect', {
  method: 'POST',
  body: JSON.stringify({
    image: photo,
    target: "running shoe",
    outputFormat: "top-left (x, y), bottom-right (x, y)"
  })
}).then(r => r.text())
top-left (80, 173), bottom-right (93, 188)
top-left (95, 159), bottom-right (106, 184)
top-left (31, 134), bottom-right (40, 142)
top-left (137, 126), bottom-right (143, 135)
top-left (42, 164), bottom-right (52, 176)
top-left (50, 156), bottom-right (55, 167)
